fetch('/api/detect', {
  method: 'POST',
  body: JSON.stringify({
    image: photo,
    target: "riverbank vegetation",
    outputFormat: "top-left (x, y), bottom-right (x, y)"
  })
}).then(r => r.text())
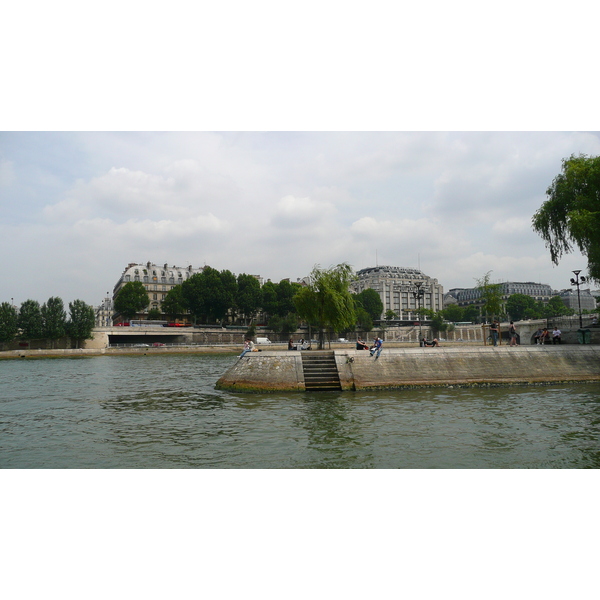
top-left (0, 298), bottom-right (95, 350)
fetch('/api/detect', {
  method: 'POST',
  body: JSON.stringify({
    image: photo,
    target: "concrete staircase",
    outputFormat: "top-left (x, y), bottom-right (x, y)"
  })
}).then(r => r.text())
top-left (301, 351), bottom-right (342, 391)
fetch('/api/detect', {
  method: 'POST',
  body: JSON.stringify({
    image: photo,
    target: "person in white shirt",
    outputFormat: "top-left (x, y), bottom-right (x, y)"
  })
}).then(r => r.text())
top-left (552, 327), bottom-right (562, 344)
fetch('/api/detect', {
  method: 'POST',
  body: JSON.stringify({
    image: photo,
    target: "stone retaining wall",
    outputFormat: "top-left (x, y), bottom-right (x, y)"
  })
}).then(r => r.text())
top-left (337, 346), bottom-right (600, 390)
top-left (215, 352), bottom-right (305, 392)
top-left (216, 346), bottom-right (600, 392)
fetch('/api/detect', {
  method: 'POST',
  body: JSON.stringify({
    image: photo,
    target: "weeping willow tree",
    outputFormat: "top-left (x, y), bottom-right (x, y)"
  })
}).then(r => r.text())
top-left (533, 154), bottom-right (600, 282)
top-left (293, 263), bottom-right (357, 349)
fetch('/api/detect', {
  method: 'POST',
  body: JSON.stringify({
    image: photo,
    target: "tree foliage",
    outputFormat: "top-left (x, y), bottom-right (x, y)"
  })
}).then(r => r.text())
top-left (257, 279), bottom-right (302, 320)
top-left (384, 309), bottom-right (398, 322)
top-left (260, 281), bottom-right (279, 318)
top-left (181, 266), bottom-right (237, 324)
top-left (441, 304), bottom-right (465, 323)
top-left (114, 281), bottom-right (149, 321)
top-left (67, 299), bottom-right (96, 347)
top-left (161, 285), bottom-right (186, 320)
top-left (41, 297), bottom-right (67, 347)
top-left (236, 273), bottom-right (262, 324)
top-left (463, 305), bottom-right (480, 323)
top-left (354, 288), bottom-right (383, 322)
top-left (475, 271), bottom-right (503, 319)
top-left (544, 295), bottom-right (572, 318)
top-left (505, 293), bottom-right (536, 321)
top-left (355, 307), bottom-right (373, 332)
top-left (0, 302), bottom-right (18, 347)
top-left (430, 313), bottom-right (448, 336)
top-left (275, 280), bottom-right (302, 316)
top-left (533, 154), bottom-right (600, 282)
top-left (293, 263), bottom-right (356, 349)
top-left (18, 299), bottom-right (44, 340)
top-left (267, 312), bottom-right (299, 335)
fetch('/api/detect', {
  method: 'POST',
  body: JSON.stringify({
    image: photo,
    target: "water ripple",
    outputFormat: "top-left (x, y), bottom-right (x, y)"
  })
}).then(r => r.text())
top-left (1, 355), bottom-right (600, 468)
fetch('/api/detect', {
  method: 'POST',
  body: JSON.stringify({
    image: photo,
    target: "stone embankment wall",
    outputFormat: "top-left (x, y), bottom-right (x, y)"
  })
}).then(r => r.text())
top-left (336, 346), bottom-right (600, 390)
top-left (216, 352), bottom-right (305, 392)
top-left (216, 346), bottom-right (600, 392)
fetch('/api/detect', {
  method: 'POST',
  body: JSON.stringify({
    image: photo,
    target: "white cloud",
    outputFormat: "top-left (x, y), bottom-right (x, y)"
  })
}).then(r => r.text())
top-left (270, 195), bottom-right (337, 228)
top-left (2, 132), bottom-right (599, 306)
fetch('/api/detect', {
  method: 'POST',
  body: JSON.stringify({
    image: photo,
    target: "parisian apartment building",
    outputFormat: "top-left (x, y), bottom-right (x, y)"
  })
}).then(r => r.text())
top-left (349, 265), bottom-right (445, 320)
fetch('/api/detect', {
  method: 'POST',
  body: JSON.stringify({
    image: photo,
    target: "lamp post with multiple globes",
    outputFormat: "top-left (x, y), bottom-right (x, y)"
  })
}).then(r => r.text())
top-left (570, 270), bottom-right (586, 329)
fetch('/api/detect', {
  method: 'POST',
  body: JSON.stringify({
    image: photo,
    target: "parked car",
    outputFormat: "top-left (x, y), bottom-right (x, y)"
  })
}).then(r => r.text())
top-left (336, 338), bottom-right (349, 343)
top-left (256, 337), bottom-right (272, 344)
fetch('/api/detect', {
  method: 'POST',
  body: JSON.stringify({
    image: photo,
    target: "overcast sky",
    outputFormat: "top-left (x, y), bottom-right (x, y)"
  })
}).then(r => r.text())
top-left (2, 3), bottom-right (599, 308)
top-left (1, 131), bottom-right (599, 307)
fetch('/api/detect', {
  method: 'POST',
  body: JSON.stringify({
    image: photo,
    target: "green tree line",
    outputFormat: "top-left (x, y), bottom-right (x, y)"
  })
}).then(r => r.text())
top-left (114, 267), bottom-right (308, 330)
top-left (0, 297), bottom-right (96, 349)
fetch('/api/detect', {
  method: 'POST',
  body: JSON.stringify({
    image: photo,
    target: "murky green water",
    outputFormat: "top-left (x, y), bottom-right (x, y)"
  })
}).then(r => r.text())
top-left (1, 354), bottom-right (600, 468)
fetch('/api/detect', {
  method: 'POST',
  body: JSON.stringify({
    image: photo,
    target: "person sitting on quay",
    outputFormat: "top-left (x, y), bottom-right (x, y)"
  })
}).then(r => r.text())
top-left (370, 337), bottom-right (383, 358)
top-left (298, 338), bottom-right (311, 350)
top-left (356, 338), bottom-right (369, 350)
top-left (538, 328), bottom-right (550, 345)
top-left (421, 337), bottom-right (440, 347)
top-left (533, 328), bottom-right (543, 344)
top-left (239, 338), bottom-right (255, 358)
top-left (552, 327), bottom-right (562, 344)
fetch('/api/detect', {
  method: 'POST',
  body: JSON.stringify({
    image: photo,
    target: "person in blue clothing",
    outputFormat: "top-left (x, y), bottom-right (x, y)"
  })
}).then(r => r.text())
top-left (489, 320), bottom-right (499, 346)
top-left (370, 337), bottom-right (383, 359)
top-left (239, 338), bottom-right (254, 358)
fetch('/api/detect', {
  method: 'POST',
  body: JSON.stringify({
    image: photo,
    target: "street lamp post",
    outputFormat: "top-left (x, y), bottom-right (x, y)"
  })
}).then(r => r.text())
top-left (570, 270), bottom-right (586, 329)
top-left (413, 281), bottom-right (424, 340)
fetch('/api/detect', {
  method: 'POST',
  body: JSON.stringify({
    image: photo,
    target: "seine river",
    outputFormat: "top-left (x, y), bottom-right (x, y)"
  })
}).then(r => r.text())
top-left (1, 353), bottom-right (600, 468)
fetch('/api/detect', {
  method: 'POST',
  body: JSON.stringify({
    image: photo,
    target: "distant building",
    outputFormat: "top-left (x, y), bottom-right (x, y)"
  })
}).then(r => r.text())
top-left (95, 294), bottom-right (113, 327)
top-left (447, 281), bottom-right (554, 307)
top-left (558, 288), bottom-right (597, 312)
top-left (112, 262), bottom-right (205, 323)
top-left (350, 265), bottom-right (444, 321)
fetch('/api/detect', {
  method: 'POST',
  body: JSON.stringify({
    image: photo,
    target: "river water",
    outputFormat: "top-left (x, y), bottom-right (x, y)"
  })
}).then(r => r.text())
top-left (1, 354), bottom-right (600, 468)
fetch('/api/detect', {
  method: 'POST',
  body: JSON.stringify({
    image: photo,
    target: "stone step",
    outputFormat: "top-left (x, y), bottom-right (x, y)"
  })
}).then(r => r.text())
top-left (301, 351), bottom-right (341, 391)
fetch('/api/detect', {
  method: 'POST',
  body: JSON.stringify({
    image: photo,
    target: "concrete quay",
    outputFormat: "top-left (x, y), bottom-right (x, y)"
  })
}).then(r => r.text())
top-left (215, 345), bottom-right (600, 392)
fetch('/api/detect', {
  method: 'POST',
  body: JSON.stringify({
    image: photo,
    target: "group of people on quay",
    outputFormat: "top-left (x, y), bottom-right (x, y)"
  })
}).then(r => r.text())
top-left (489, 319), bottom-right (521, 346)
top-left (240, 317), bottom-right (589, 357)
top-left (532, 326), bottom-right (562, 345)
top-left (355, 337), bottom-right (384, 357)
top-left (288, 338), bottom-right (311, 350)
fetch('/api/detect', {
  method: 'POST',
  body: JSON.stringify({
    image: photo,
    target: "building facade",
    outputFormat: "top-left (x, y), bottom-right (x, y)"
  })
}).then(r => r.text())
top-left (112, 262), bottom-right (205, 322)
top-left (447, 281), bottom-right (554, 307)
top-left (558, 288), bottom-right (597, 311)
top-left (95, 294), bottom-right (113, 327)
top-left (350, 266), bottom-right (444, 321)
